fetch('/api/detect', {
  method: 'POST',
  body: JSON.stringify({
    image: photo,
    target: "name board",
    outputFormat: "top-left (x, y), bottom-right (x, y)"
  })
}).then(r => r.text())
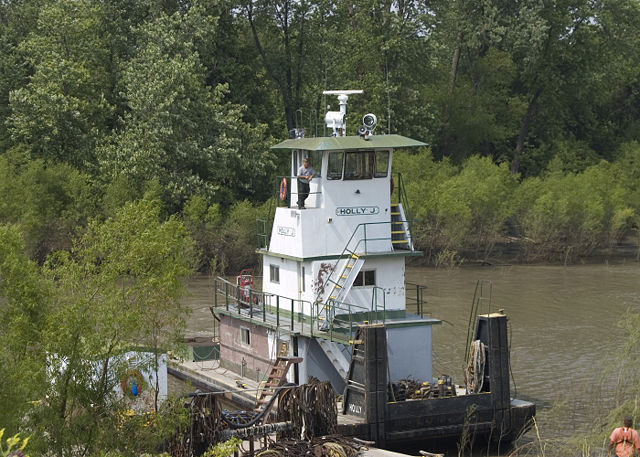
top-left (277, 226), bottom-right (296, 237)
top-left (335, 206), bottom-right (380, 216)
top-left (347, 403), bottom-right (363, 415)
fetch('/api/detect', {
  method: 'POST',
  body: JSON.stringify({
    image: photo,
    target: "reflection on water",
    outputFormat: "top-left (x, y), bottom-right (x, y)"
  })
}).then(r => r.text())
top-left (185, 262), bottom-right (640, 451)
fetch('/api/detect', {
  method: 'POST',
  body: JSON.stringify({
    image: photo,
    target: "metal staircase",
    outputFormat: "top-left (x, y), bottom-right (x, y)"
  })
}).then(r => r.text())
top-left (317, 251), bottom-right (364, 327)
top-left (327, 253), bottom-right (364, 305)
top-left (317, 339), bottom-right (351, 379)
top-left (390, 203), bottom-right (412, 250)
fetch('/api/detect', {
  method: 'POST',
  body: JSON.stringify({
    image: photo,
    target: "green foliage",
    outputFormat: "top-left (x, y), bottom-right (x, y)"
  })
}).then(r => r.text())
top-left (7, 0), bottom-right (114, 169)
top-left (106, 398), bottom-right (190, 457)
top-left (98, 5), bottom-right (274, 211)
top-left (514, 158), bottom-right (633, 262)
top-left (183, 196), bottom-right (271, 274)
top-left (0, 428), bottom-right (30, 457)
top-left (0, 226), bottom-right (50, 433)
top-left (17, 198), bottom-right (195, 456)
top-left (0, 152), bottom-right (96, 261)
top-left (396, 151), bottom-right (516, 262)
top-left (0, 0), bottom-right (639, 268)
top-left (202, 437), bottom-right (241, 457)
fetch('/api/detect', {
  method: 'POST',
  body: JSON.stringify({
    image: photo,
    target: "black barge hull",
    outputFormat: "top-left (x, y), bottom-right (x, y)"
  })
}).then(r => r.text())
top-left (340, 314), bottom-right (535, 447)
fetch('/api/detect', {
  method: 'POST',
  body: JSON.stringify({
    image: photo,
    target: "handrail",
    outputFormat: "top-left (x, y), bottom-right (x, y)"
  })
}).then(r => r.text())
top-left (405, 282), bottom-right (428, 317)
top-left (372, 286), bottom-right (387, 321)
top-left (394, 172), bottom-right (414, 246)
top-left (275, 175), bottom-right (322, 207)
top-left (212, 276), bottom-right (370, 342)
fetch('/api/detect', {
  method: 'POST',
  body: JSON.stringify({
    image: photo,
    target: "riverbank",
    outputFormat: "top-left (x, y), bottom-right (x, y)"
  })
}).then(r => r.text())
top-left (407, 234), bottom-right (640, 269)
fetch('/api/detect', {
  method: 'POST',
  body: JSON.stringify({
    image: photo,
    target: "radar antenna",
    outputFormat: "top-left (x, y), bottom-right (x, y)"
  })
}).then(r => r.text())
top-left (323, 90), bottom-right (363, 136)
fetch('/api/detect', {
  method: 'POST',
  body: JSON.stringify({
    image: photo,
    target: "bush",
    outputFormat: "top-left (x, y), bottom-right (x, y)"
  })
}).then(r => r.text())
top-left (514, 158), bottom-right (633, 262)
top-left (0, 153), bottom-right (97, 262)
top-left (395, 151), bottom-right (517, 263)
top-left (183, 196), bottom-right (272, 274)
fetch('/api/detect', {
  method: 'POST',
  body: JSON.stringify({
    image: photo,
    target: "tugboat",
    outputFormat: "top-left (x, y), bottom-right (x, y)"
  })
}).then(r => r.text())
top-left (211, 90), bottom-right (535, 448)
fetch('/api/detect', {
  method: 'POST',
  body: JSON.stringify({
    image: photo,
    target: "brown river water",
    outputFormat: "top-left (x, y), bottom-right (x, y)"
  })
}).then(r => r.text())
top-left (184, 261), bottom-right (640, 452)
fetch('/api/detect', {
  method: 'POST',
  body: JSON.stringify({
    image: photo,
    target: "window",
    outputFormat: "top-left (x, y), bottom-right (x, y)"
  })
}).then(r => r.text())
top-left (327, 151), bottom-right (344, 180)
top-left (354, 270), bottom-right (376, 287)
top-left (241, 327), bottom-right (251, 345)
top-left (375, 150), bottom-right (390, 177)
top-left (297, 151), bottom-right (322, 177)
top-left (344, 151), bottom-right (374, 180)
top-left (309, 151), bottom-right (322, 176)
top-left (301, 266), bottom-right (306, 292)
top-left (270, 264), bottom-right (280, 283)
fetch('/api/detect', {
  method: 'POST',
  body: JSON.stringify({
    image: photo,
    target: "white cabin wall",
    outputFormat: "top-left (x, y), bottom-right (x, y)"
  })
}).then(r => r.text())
top-left (305, 257), bottom-right (406, 315)
top-left (343, 258), bottom-right (406, 311)
top-left (261, 256), bottom-right (298, 298)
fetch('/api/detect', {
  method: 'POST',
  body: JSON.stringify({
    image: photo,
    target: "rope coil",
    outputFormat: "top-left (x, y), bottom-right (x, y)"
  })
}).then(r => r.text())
top-left (465, 339), bottom-right (486, 394)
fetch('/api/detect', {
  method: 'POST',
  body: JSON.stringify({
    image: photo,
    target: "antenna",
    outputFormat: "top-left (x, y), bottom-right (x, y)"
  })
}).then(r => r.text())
top-left (322, 90), bottom-right (363, 136)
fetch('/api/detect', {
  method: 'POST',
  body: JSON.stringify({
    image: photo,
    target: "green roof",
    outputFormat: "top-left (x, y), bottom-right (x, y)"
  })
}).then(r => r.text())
top-left (271, 134), bottom-right (427, 151)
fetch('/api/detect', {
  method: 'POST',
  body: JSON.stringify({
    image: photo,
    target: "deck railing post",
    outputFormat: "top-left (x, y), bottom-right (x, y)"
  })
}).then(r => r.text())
top-left (225, 282), bottom-right (229, 310)
top-left (249, 290), bottom-right (254, 319)
top-left (214, 278), bottom-right (218, 308)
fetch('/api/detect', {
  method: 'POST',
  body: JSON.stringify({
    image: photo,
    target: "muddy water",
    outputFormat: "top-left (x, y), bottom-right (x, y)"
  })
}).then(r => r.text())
top-left (184, 262), bottom-right (640, 447)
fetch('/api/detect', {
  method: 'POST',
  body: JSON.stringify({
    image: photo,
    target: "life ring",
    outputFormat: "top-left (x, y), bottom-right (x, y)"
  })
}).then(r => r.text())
top-left (121, 368), bottom-right (144, 398)
top-left (279, 177), bottom-right (287, 201)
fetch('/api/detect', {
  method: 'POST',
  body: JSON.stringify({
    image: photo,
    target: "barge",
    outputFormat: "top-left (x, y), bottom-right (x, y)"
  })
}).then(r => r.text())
top-left (208, 90), bottom-right (535, 449)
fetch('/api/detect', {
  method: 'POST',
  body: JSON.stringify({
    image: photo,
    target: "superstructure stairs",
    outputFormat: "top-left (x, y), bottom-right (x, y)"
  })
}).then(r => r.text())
top-left (391, 203), bottom-right (412, 251)
top-left (318, 251), bottom-right (364, 327)
top-left (317, 339), bottom-right (351, 379)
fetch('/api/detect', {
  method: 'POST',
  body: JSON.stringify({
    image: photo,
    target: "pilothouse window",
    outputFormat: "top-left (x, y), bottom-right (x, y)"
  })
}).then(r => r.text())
top-left (344, 151), bottom-right (374, 180)
top-left (375, 150), bottom-right (390, 177)
top-left (327, 152), bottom-right (343, 180)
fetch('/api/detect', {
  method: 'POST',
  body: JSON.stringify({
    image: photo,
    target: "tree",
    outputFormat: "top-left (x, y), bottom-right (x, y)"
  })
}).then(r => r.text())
top-left (244, 0), bottom-right (315, 133)
top-left (509, 0), bottom-right (640, 175)
top-left (17, 198), bottom-right (194, 456)
top-left (7, 0), bottom-right (115, 169)
top-left (0, 225), bottom-right (50, 434)
top-left (99, 5), bottom-right (274, 210)
top-left (0, 152), bottom-right (97, 262)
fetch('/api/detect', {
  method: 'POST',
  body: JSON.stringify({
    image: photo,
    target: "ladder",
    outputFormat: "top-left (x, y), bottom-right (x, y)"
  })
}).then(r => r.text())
top-left (254, 355), bottom-right (303, 412)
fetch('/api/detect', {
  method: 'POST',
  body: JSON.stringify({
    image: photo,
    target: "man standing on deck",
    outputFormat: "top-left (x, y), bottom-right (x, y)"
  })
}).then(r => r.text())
top-left (609, 417), bottom-right (640, 457)
top-left (297, 157), bottom-right (315, 209)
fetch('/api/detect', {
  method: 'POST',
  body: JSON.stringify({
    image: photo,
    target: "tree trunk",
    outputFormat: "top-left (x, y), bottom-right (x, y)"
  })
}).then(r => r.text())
top-left (449, 30), bottom-right (463, 96)
top-left (246, 2), bottom-right (295, 132)
top-left (511, 90), bottom-right (541, 174)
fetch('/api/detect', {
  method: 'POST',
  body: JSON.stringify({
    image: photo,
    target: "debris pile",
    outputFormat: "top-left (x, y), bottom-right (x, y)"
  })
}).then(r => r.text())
top-left (256, 435), bottom-right (362, 457)
top-left (391, 376), bottom-right (457, 401)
